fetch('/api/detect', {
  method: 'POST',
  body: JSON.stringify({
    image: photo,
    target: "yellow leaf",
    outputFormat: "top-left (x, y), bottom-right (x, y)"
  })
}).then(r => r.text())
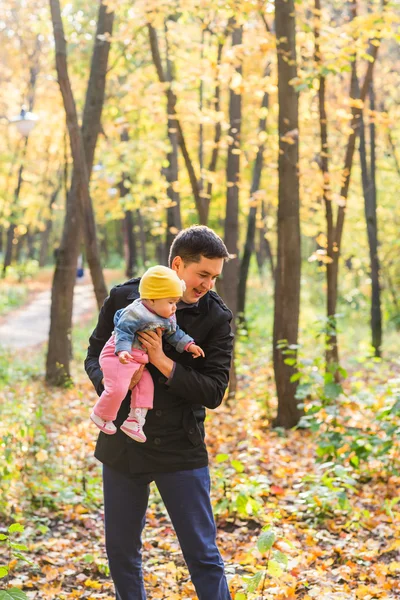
top-left (16, 224), bottom-right (28, 236)
top-left (347, 98), bottom-right (364, 109)
top-left (316, 233), bottom-right (327, 248)
top-left (42, 566), bottom-right (59, 582)
top-left (36, 449), bottom-right (49, 463)
top-left (356, 585), bottom-right (373, 598)
top-left (84, 579), bottom-right (102, 589)
top-left (230, 72), bottom-right (243, 91)
top-left (389, 561), bottom-right (400, 573)
top-left (381, 540), bottom-right (400, 553)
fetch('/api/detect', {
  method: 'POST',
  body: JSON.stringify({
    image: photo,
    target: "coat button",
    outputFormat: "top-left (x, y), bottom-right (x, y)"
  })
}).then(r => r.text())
top-left (158, 376), bottom-right (166, 384)
top-left (188, 428), bottom-right (194, 435)
top-left (155, 410), bottom-right (162, 417)
top-left (154, 437), bottom-right (161, 445)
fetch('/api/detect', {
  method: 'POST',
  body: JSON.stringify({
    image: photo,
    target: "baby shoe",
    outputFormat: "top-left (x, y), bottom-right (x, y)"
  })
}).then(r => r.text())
top-left (90, 411), bottom-right (117, 435)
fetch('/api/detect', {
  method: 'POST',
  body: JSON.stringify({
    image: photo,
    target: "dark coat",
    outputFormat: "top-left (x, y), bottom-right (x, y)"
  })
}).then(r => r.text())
top-left (84, 278), bottom-right (234, 474)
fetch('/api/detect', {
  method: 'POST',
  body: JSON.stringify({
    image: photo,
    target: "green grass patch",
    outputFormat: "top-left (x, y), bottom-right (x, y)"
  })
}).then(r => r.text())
top-left (0, 286), bottom-right (29, 317)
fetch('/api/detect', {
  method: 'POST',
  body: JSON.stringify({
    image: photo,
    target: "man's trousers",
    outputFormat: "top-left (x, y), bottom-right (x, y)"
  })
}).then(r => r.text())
top-left (103, 464), bottom-right (232, 600)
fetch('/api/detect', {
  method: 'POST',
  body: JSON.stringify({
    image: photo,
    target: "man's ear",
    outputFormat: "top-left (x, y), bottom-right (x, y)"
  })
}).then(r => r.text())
top-left (171, 256), bottom-right (182, 271)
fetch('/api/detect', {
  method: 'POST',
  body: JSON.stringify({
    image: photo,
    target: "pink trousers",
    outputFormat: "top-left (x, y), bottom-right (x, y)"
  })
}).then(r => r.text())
top-left (93, 336), bottom-right (154, 422)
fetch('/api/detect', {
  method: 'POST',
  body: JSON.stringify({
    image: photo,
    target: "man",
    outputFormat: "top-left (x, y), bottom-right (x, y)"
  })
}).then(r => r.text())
top-left (85, 225), bottom-right (234, 600)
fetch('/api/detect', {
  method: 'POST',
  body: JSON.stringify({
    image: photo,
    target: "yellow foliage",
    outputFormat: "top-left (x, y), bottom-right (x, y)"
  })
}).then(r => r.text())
top-left (84, 579), bottom-right (103, 589)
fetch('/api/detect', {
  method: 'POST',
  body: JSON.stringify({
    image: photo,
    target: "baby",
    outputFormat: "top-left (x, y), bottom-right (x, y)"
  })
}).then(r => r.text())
top-left (90, 266), bottom-right (205, 443)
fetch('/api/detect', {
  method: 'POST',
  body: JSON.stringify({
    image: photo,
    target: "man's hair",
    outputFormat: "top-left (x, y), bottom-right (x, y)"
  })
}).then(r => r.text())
top-left (168, 225), bottom-right (229, 266)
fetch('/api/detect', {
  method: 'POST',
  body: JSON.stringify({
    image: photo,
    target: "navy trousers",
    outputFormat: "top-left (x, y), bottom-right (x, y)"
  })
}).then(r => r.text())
top-left (103, 464), bottom-right (232, 600)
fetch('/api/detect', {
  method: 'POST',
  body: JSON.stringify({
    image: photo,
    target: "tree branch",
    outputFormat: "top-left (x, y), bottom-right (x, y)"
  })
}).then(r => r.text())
top-left (148, 23), bottom-right (207, 224)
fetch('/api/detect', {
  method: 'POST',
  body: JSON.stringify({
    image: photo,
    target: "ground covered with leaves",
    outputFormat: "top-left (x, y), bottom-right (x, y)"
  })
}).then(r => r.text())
top-left (1, 305), bottom-right (400, 599)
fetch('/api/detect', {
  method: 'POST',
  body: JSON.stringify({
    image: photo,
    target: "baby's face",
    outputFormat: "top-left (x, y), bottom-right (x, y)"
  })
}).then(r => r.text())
top-left (151, 297), bottom-right (180, 319)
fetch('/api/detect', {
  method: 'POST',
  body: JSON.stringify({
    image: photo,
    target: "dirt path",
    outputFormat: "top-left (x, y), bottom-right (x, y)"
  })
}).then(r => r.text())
top-left (0, 281), bottom-right (96, 349)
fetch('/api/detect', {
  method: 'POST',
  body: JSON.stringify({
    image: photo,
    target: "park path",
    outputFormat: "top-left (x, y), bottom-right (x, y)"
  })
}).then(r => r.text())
top-left (0, 282), bottom-right (96, 349)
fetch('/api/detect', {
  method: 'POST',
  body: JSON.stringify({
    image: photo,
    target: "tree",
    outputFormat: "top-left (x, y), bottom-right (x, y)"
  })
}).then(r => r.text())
top-left (200, 35), bottom-right (225, 224)
top-left (46, 0), bottom-right (113, 385)
top-left (359, 81), bottom-right (382, 357)
top-left (2, 37), bottom-right (40, 274)
top-left (237, 65), bottom-right (270, 322)
top-left (38, 179), bottom-right (62, 267)
top-left (273, 0), bottom-right (302, 429)
top-left (148, 22), bottom-right (182, 253)
top-left (221, 20), bottom-right (243, 322)
top-left (314, 0), bottom-right (386, 368)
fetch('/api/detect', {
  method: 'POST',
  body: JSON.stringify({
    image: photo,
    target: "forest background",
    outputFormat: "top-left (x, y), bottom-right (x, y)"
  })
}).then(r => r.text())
top-left (0, 0), bottom-right (400, 599)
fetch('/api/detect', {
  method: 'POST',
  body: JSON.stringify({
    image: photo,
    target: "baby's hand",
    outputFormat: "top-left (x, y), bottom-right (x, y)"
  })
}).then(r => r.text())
top-left (188, 344), bottom-right (205, 359)
top-left (118, 351), bottom-right (134, 364)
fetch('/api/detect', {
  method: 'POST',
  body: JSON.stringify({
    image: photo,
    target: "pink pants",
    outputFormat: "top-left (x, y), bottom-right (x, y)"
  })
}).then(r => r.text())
top-left (93, 336), bottom-right (154, 422)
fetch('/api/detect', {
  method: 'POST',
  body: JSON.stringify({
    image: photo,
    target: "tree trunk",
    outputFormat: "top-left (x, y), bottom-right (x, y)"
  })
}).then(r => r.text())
top-left (3, 140), bottom-right (28, 275)
top-left (39, 183), bottom-right (61, 267)
top-left (359, 82), bottom-right (382, 356)
top-left (3, 224), bottom-right (16, 273)
top-left (123, 210), bottom-right (137, 278)
top-left (221, 22), bottom-right (243, 322)
top-left (219, 23), bottom-right (243, 400)
top-left (47, 0), bottom-right (113, 385)
top-left (237, 76), bottom-right (269, 322)
top-left (115, 220), bottom-right (124, 257)
top-left (137, 209), bottom-right (147, 266)
top-left (50, 0), bottom-right (109, 308)
top-left (165, 98), bottom-right (182, 251)
top-left (3, 43), bottom-right (40, 275)
top-left (156, 238), bottom-right (168, 266)
top-left (15, 230), bottom-right (25, 263)
top-left (314, 0), bottom-right (339, 367)
top-left (117, 128), bottom-right (137, 278)
top-left (368, 83), bottom-right (382, 355)
top-left (148, 23), bottom-right (206, 225)
top-left (256, 199), bottom-right (274, 278)
top-left (326, 1), bottom-right (385, 370)
top-left (100, 223), bottom-right (109, 264)
top-left (199, 29), bottom-right (205, 194)
top-left (203, 40), bottom-right (225, 222)
top-left (39, 224), bottom-right (52, 267)
top-left (273, 0), bottom-right (302, 429)
top-left (26, 229), bottom-right (35, 260)
top-left (147, 23), bottom-right (182, 252)
top-left (117, 128), bottom-right (138, 279)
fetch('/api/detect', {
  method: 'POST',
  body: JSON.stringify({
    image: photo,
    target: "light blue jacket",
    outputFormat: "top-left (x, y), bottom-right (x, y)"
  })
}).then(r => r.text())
top-left (113, 298), bottom-right (194, 355)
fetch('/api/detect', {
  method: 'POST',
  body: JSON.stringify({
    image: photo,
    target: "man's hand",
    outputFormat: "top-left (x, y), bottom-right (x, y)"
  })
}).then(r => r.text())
top-left (137, 328), bottom-right (174, 379)
top-left (101, 361), bottom-right (145, 389)
top-left (129, 364), bottom-right (145, 390)
top-left (137, 328), bottom-right (164, 363)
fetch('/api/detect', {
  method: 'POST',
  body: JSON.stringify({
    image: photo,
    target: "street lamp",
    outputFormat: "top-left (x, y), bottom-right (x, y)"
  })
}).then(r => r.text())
top-left (9, 107), bottom-right (38, 137)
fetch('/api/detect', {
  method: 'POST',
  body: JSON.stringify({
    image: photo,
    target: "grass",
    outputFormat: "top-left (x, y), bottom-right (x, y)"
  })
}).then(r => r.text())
top-left (0, 285), bottom-right (29, 316)
top-left (241, 259), bottom-right (399, 361)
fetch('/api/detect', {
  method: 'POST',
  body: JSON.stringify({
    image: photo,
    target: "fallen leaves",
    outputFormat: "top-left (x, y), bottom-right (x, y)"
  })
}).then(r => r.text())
top-left (1, 342), bottom-right (400, 598)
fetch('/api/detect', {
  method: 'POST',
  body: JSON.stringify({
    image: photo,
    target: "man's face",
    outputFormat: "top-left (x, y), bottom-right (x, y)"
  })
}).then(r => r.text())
top-left (171, 255), bottom-right (224, 304)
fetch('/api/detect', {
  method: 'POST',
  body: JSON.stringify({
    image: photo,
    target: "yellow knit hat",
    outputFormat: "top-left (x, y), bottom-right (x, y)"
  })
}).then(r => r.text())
top-left (139, 266), bottom-right (186, 299)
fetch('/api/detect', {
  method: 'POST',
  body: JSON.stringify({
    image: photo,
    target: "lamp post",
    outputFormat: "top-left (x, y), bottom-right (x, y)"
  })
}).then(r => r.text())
top-left (9, 107), bottom-right (38, 137)
top-left (2, 107), bottom-right (39, 274)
